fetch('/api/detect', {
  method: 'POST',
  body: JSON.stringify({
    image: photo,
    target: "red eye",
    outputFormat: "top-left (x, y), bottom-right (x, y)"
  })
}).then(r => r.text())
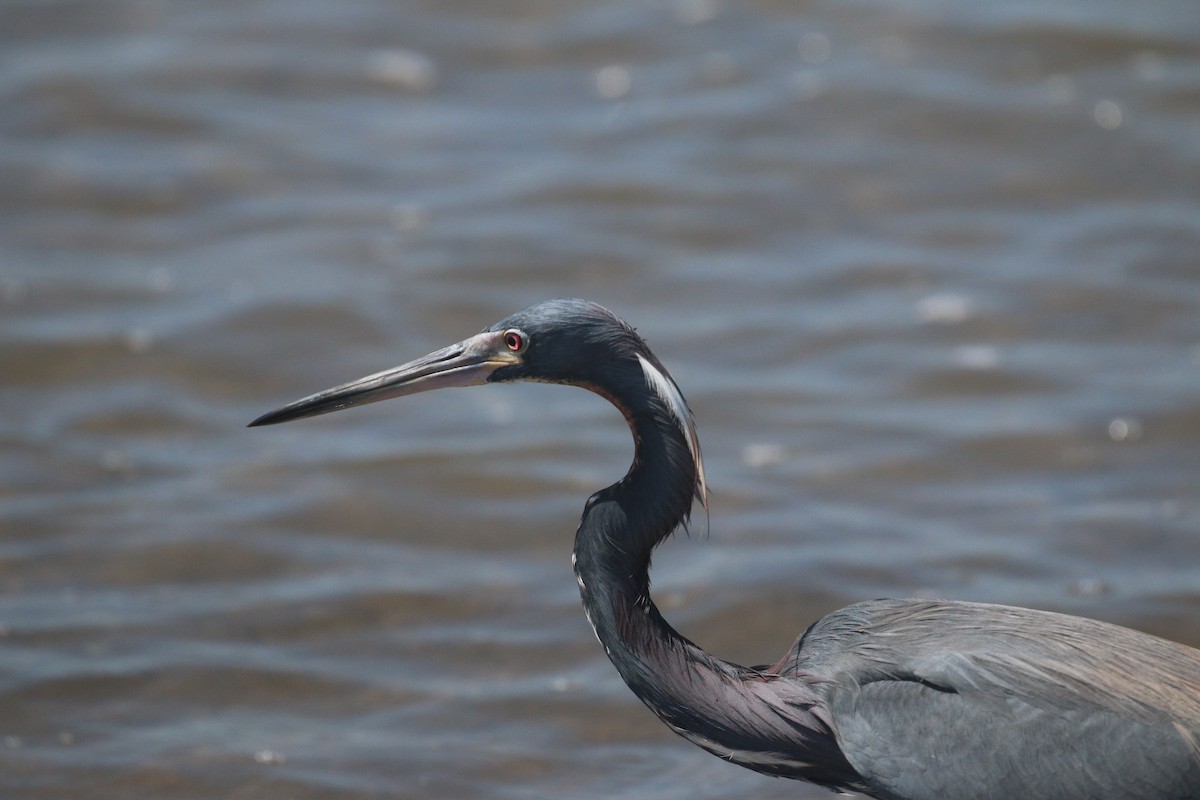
top-left (504, 331), bottom-right (524, 352)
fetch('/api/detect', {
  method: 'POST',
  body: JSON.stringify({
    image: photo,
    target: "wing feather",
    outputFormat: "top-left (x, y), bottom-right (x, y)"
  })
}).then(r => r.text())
top-left (776, 599), bottom-right (1200, 799)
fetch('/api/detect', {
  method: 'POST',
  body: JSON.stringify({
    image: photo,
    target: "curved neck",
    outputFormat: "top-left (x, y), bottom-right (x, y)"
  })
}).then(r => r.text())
top-left (569, 379), bottom-right (858, 787)
top-left (571, 385), bottom-right (746, 744)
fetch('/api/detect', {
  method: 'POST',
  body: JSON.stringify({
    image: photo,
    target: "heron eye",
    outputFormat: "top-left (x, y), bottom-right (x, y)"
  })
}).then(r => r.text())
top-left (503, 330), bottom-right (525, 352)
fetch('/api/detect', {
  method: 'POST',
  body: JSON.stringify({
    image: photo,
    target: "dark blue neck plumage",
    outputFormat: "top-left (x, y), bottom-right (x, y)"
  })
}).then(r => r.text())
top-left (570, 370), bottom-right (724, 722)
top-left (565, 356), bottom-right (860, 790)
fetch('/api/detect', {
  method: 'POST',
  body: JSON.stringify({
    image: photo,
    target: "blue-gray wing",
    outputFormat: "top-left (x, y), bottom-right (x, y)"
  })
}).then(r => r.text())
top-left (775, 599), bottom-right (1200, 800)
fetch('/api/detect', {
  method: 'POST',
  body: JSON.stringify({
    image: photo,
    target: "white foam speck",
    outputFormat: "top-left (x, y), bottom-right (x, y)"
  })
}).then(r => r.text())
top-left (1107, 417), bottom-right (1142, 442)
top-left (798, 32), bottom-right (831, 64)
top-left (954, 345), bottom-right (1000, 370)
top-left (1093, 99), bottom-right (1123, 130)
top-left (365, 49), bottom-right (437, 92)
top-left (917, 293), bottom-right (973, 325)
top-left (742, 442), bottom-right (787, 469)
top-left (596, 65), bottom-right (632, 99)
top-left (254, 749), bottom-right (288, 765)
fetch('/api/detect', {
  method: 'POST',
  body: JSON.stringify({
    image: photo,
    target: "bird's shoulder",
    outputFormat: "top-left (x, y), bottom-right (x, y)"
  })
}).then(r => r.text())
top-left (768, 598), bottom-right (1200, 799)
top-left (775, 597), bottom-right (1200, 716)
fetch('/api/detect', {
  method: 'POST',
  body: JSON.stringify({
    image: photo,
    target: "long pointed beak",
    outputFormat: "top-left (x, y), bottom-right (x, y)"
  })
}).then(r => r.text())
top-left (248, 330), bottom-right (518, 427)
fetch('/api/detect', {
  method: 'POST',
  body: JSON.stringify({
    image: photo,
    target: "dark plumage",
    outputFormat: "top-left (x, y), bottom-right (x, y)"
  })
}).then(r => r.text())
top-left (251, 300), bottom-right (1200, 799)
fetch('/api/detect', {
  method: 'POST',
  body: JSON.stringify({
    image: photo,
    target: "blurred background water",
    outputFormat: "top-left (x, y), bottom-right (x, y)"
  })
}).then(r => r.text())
top-left (2, 1), bottom-right (1199, 797)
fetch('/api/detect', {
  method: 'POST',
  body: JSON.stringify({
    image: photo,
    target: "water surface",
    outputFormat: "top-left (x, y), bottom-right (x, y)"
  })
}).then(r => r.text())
top-left (2, 1), bottom-right (1199, 798)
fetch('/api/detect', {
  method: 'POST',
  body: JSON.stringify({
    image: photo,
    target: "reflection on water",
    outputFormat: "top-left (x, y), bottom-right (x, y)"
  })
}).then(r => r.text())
top-left (2, 2), bottom-right (1198, 798)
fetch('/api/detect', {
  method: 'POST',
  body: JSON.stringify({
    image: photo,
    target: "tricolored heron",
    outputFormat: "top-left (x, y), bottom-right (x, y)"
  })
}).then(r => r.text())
top-left (251, 299), bottom-right (1200, 799)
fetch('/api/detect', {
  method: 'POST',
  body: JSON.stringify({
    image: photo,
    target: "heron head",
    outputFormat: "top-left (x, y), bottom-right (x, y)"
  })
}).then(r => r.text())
top-left (249, 298), bottom-right (706, 507)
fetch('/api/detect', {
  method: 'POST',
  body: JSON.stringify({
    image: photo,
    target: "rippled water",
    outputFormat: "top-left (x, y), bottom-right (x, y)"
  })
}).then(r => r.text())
top-left (3, 2), bottom-right (1199, 798)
